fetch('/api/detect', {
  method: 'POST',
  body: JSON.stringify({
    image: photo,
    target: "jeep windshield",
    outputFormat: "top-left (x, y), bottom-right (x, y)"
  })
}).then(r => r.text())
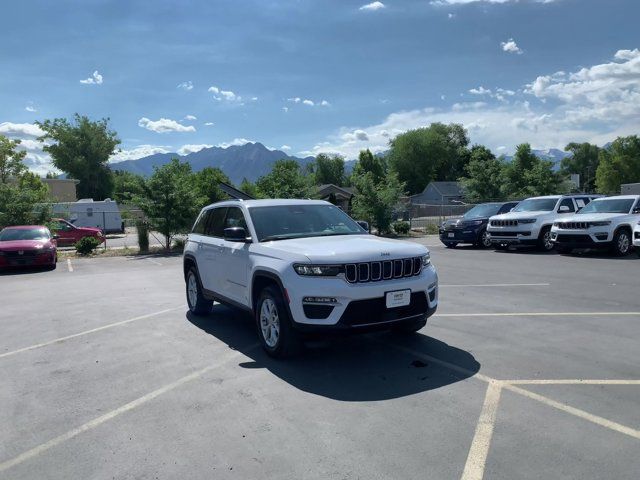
top-left (463, 203), bottom-right (502, 219)
top-left (249, 204), bottom-right (365, 242)
top-left (512, 198), bottom-right (558, 212)
top-left (577, 198), bottom-right (635, 214)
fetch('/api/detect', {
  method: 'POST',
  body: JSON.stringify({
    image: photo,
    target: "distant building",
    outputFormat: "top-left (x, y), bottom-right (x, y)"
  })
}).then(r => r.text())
top-left (621, 183), bottom-right (640, 195)
top-left (409, 181), bottom-right (464, 205)
top-left (41, 178), bottom-right (79, 202)
top-left (316, 184), bottom-right (355, 211)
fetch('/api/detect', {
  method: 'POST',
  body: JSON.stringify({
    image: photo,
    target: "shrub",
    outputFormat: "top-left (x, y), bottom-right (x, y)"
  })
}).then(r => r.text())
top-left (136, 220), bottom-right (149, 252)
top-left (393, 221), bottom-right (410, 235)
top-left (425, 224), bottom-right (439, 235)
top-left (172, 237), bottom-right (186, 251)
top-left (75, 236), bottom-right (100, 255)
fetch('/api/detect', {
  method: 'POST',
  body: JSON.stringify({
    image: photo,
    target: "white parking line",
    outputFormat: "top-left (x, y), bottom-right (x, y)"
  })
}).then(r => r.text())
top-left (0, 344), bottom-right (259, 473)
top-left (66, 258), bottom-right (73, 272)
top-left (461, 381), bottom-right (503, 480)
top-left (434, 312), bottom-right (640, 317)
top-left (145, 257), bottom-right (163, 266)
top-left (440, 283), bottom-right (550, 288)
top-left (0, 307), bottom-right (182, 359)
top-left (504, 383), bottom-right (640, 440)
top-left (506, 379), bottom-right (640, 385)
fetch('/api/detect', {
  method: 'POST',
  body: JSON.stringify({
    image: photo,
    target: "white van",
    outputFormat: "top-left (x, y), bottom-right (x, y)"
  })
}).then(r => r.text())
top-left (52, 199), bottom-right (124, 234)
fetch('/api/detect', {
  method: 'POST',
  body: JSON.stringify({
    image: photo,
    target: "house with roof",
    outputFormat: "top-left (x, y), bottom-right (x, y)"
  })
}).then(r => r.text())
top-left (316, 184), bottom-right (355, 211)
top-left (409, 181), bottom-right (464, 205)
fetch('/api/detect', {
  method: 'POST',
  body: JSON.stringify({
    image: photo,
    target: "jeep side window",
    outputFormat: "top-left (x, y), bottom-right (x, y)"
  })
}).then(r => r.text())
top-left (205, 207), bottom-right (227, 237)
top-left (558, 198), bottom-right (575, 213)
top-left (192, 210), bottom-right (211, 234)
top-left (224, 207), bottom-right (248, 231)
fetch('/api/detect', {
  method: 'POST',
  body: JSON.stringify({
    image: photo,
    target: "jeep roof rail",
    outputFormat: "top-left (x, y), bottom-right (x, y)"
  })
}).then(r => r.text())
top-left (219, 181), bottom-right (255, 200)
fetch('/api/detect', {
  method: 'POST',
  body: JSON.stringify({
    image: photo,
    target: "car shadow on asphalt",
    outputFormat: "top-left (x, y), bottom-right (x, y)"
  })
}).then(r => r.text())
top-left (186, 307), bottom-right (480, 402)
top-left (0, 266), bottom-right (54, 276)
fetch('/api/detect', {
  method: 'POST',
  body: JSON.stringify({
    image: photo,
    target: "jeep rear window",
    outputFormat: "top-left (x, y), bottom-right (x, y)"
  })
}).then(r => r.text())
top-left (512, 198), bottom-right (558, 212)
top-left (249, 204), bottom-right (364, 242)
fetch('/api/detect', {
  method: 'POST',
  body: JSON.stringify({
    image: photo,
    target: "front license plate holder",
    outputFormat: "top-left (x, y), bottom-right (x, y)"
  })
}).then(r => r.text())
top-left (385, 289), bottom-right (411, 309)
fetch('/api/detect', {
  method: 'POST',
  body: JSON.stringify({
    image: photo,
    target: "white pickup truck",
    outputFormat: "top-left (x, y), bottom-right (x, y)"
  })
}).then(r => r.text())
top-left (183, 199), bottom-right (439, 357)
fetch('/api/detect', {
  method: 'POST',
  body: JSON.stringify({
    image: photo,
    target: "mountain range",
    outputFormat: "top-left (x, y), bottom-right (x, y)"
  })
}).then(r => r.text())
top-left (111, 142), bottom-right (316, 184)
top-left (111, 142), bottom-right (574, 184)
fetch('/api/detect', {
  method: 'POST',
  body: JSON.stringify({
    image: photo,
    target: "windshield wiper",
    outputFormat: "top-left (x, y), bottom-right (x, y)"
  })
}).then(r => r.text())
top-left (260, 234), bottom-right (303, 242)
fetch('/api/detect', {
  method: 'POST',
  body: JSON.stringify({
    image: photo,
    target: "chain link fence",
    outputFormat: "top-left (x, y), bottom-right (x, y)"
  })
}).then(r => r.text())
top-left (401, 203), bottom-right (478, 232)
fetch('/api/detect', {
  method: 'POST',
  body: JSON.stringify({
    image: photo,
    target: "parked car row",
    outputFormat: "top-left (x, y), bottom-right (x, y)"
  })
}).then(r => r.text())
top-left (440, 194), bottom-right (640, 257)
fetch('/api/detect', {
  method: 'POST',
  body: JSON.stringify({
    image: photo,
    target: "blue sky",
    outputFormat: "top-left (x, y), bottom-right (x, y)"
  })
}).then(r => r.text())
top-left (1, 0), bottom-right (639, 173)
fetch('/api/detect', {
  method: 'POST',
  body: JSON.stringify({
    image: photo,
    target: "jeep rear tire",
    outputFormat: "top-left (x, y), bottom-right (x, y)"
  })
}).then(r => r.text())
top-left (256, 286), bottom-right (301, 358)
top-left (186, 266), bottom-right (213, 315)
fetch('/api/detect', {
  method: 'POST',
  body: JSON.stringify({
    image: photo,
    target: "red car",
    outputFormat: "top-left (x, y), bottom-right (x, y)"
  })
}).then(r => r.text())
top-left (0, 226), bottom-right (58, 270)
top-left (52, 218), bottom-right (105, 247)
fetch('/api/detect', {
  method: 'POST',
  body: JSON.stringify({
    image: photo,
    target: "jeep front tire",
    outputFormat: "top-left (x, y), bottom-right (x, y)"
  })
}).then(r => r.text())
top-left (256, 286), bottom-right (301, 358)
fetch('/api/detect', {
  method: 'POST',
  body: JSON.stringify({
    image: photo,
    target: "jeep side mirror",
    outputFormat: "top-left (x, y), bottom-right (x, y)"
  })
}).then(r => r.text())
top-left (356, 220), bottom-right (370, 232)
top-left (224, 227), bottom-right (251, 242)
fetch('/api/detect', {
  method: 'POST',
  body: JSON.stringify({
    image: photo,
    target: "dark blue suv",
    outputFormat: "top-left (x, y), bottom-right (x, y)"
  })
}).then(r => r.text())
top-left (439, 201), bottom-right (519, 248)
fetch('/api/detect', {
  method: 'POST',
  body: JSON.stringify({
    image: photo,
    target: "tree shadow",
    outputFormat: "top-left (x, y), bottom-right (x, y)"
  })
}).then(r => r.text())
top-left (186, 306), bottom-right (480, 402)
top-left (559, 249), bottom-right (640, 261)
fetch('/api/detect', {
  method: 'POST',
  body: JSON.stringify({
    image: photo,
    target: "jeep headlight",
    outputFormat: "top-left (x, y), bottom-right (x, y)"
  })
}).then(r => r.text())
top-left (421, 253), bottom-right (431, 267)
top-left (518, 219), bottom-right (537, 224)
top-left (589, 221), bottom-right (611, 227)
top-left (293, 264), bottom-right (341, 276)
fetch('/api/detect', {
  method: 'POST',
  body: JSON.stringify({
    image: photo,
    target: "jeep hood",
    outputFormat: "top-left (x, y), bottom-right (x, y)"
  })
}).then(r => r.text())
top-left (260, 234), bottom-right (427, 263)
top-left (490, 211), bottom-right (549, 220)
top-left (559, 212), bottom-right (630, 222)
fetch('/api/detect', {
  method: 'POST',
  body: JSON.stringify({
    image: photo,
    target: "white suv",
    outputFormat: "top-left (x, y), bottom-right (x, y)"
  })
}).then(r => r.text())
top-left (634, 220), bottom-right (640, 256)
top-left (183, 199), bottom-right (438, 357)
top-left (487, 194), bottom-right (601, 251)
top-left (550, 195), bottom-right (640, 256)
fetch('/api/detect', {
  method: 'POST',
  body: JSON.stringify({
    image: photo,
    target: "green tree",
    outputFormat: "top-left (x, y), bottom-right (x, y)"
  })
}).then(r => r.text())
top-left (595, 136), bottom-right (640, 194)
top-left (353, 149), bottom-right (386, 183)
top-left (351, 149), bottom-right (405, 233)
top-left (501, 143), bottom-right (564, 198)
top-left (312, 153), bottom-right (345, 186)
top-left (135, 159), bottom-right (200, 250)
top-left (239, 177), bottom-right (260, 198)
top-left (112, 170), bottom-right (146, 204)
top-left (191, 167), bottom-right (231, 208)
top-left (0, 137), bottom-right (50, 228)
top-left (0, 135), bottom-right (27, 183)
top-left (387, 123), bottom-right (470, 195)
top-left (458, 145), bottom-right (506, 202)
top-left (37, 114), bottom-right (120, 200)
top-left (256, 159), bottom-right (311, 199)
top-left (561, 142), bottom-right (600, 192)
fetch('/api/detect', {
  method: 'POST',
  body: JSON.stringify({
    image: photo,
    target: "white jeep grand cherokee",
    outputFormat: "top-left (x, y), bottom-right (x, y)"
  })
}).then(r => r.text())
top-left (550, 195), bottom-right (640, 256)
top-left (487, 194), bottom-right (601, 251)
top-left (183, 199), bottom-right (438, 357)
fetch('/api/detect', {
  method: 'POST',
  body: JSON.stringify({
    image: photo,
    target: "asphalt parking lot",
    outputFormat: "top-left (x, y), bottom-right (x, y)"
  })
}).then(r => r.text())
top-left (1, 240), bottom-right (639, 479)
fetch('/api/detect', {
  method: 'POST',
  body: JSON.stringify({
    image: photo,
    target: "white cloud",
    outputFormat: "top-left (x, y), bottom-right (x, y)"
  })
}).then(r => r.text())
top-left (80, 70), bottom-right (103, 85)
top-left (287, 97), bottom-right (301, 103)
top-left (208, 85), bottom-right (242, 102)
top-left (110, 145), bottom-right (172, 163)
top-left (25, 103), bottom-right (37, 112)
top-left (359, 1), bottom-right (385, 11)
top-left (217, 138), bottom-right (253, 148)
top-left (177, 144), bottom-right (213, 155)
top-left (501, 38), bottom-right (523, 55)
top-left (280, 145), bottom-right (291, 151)
top-left (204, 122), bottom-right (215, 126)
top-left (282, 107), bottom-right (289, 113)
top-left (469, 86), bottom-right (492, 95)
top-left (177, 81), bottom-right (194, 91)
top-left (287, 97), bottom-right (328, 107)
top-left (183, 115), bottom-right (197, 121)
top-left (301, 49), bottom-right (640, 159)
top-left (0, 122), bottom-right (45, 138)
top-left (251, 96), bottom-right (258, 101)
top-left (138, 117), bottom-right (196, 133)
top-left (320, 100), bottom-right (331, 106)
top-left (302, 99), bottom-right (315, 106)
top-left (448, 13), bottom-right (456, 19)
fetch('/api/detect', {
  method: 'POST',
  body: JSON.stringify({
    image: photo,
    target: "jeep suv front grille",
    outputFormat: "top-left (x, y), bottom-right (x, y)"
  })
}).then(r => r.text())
top-left (345, 257), bottom-right (422, 283)
top-left (556, 221), bottom-right (589, 229)
top-left (490, 219), bottom-right (518, 227)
